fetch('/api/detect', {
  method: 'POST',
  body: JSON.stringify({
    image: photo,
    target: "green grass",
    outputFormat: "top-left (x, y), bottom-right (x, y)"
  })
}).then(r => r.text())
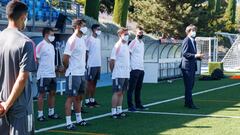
top-left (35, 78), bottom-right (240, 135)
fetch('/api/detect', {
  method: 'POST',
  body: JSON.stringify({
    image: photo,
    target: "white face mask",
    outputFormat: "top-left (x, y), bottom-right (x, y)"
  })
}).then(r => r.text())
top-left (191, 31), bottom-right (196, 38)
top-left (23, 17), bottom-right (28, 30)
top-left (96, 30), bottom-right (101, 36)
top-left (122, 35), bottom-right (129, 42)
top-left (48, 35), bottom-right (55, 42)
top-left (80, 27), bottom-right (88, 34)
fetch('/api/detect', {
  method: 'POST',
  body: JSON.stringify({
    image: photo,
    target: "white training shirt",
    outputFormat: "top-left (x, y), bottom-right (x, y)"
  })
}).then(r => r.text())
top-left (129, 38), bottom-right (145, 70)
top-left (86, 35), bottom-right (101, 67)
top-left (64, 34), bottom-right (86, 76)
top-left (110, 40), bottom-right (130, 79)
top-left (36, 40), bottom-right (56, 80)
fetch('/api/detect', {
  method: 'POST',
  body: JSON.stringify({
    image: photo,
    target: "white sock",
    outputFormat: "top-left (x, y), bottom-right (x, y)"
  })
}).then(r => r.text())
top-left (38, 110), bottom-right (43, 118)
top-left (111, 108), bottom-right (117, 115)
top-left (117, 106), bottom-right (122, 114)
top-left (90, 98), bottom-right (95, 103)
top-left (75, 113), bottom-right (82, 123)
top-left (85, 99), bottom-right (90, 104)
top-left (48, 108), bottom-right (54, 116)
top-left (66, 116), bottom-right (72, 125)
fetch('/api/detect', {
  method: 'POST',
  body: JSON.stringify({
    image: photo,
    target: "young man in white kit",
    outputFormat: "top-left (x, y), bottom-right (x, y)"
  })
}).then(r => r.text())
top-left (110, 28), bottom-right (130, 119)
top-left (36, 27), bottom-right (61, 121)
top-left (63, 19), bottom-right (88, 130)
top-left (85, 24), bottom-right (102, 108)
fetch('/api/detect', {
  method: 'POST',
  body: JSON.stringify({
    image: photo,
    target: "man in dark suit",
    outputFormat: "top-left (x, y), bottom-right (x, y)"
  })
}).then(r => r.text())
top-left (180, 24), bottom-right (204, 109)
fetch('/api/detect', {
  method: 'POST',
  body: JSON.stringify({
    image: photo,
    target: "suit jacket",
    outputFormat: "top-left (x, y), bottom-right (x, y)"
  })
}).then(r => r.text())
top-left (179, 36), bottom-right (197, 71)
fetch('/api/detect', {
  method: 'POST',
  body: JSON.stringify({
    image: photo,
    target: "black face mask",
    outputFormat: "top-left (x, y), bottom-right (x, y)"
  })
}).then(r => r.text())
top-left (138, 35), bottom-right (144, 39)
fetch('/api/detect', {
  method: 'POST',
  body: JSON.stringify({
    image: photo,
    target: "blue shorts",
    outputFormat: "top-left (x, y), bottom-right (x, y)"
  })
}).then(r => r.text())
top-left (65, 75), bottom-right (86, 96)
top-left (112, 78), bottom-right (129, 92)
top-left (37, 78), bottom-right (56, 93)
top-left (86, 67), bottom-right (101, 81)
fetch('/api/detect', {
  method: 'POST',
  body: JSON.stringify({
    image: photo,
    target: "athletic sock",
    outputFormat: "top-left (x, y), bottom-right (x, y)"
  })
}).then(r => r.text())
top-left (75, 113), bottom-right (83, 123)
top-left (48, 108), bottom-right (54, 116)
top-left (111, 108), bottom-right (117, 115)
top-left (38, 110), bottom-right (43, 118)
top-left (66, 116), bottom-right (72, 125)
top-left (117, 106), bottom-right (122, 114)
top-left (85, 99), bottom-right (90, 104)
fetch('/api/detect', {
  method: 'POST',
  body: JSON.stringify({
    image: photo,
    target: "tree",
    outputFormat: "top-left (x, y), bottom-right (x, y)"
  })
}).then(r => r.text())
top-left (113, 0), bottom-right (130, 27)
top-left (214, 0), bottom-right (221, 13)
top-left (84, 0), bottom-right (100, 20)
top-left (225, 0), bottom-right (236, 24)
top-left (129, 0), bottom-right (210, 38)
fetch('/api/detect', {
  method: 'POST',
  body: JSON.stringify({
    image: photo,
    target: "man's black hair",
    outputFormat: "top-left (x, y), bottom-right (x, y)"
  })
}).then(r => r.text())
top-left (42, 27), bottom-right (53, 37)
top-left (91, 24), bottom-right (100, 31)
top-left (6, 1), bottom-right (28, 21)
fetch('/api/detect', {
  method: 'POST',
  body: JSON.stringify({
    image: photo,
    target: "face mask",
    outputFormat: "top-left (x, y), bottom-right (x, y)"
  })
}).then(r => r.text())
top-left (122, 35), bottom-right (129, 42)
top-left (138, 35), bottom-right (144, 39)
top-left (191, 31), bottom-right (196, 38)
top-left (80, 27), bottom-right (88, 34)
top-left (48, 35), bottom-right (55, 42)
top-left (96, 30), bottom-right (101, 36)
top-left (23, 17), bottom-right (28, 30)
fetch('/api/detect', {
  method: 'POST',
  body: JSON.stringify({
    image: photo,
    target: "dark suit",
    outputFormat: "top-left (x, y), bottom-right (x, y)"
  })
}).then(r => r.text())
top-left (179, 36), bottom-right (197, 107)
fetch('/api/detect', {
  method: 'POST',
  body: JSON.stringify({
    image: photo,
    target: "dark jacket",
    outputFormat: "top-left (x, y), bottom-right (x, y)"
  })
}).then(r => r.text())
top-left (179, 36), bottom-right (197, 71)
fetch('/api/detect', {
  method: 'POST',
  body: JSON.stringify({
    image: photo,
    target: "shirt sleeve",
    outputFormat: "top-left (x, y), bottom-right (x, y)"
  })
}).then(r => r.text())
top-left (129, 40), bottom-right (137, 53)
top-left (20, 41), bottom-right (37, 72)
top-left (110, 47), bottom-right (116, 60)
top-left (64, 39), bottom-right (74, 56)
top-left (36, 43), bottom-right (42, 59)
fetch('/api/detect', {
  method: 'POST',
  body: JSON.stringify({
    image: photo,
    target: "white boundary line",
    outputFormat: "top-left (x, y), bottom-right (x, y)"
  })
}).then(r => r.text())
top-left (35, 82), bottom-right (240, 133)
top-left (133, 111), bottom-right (240, 119)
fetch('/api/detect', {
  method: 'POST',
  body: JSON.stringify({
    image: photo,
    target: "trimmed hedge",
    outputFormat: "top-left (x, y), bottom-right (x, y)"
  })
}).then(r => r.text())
top-left (84, 0), bottom-right (100, 21)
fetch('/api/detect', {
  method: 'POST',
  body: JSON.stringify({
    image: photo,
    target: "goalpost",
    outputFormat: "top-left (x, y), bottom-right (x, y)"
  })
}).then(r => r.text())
top-left (215, 32), bottom-right (240, 71)
top-left (220, 35), bottom-right (240, 71)
top-left (195, 37), bottom-right (218, 73)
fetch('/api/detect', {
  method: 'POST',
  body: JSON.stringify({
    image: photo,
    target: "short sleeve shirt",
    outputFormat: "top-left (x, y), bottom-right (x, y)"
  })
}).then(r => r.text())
top-left (0, 28), bottom-right (36, 116)
top-left (129, 38), bottom-right (145, 70)
top-left (36, 40), bottom-right (56, 79)
top-left (86, 36), bottom-right (101, 67)
top-left (110, 41), bottom-right (130, 79)
top-left (64, 34), bottom-right (86, 76)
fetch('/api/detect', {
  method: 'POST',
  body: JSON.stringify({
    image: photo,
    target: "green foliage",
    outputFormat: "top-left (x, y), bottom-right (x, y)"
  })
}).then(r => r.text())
top-left (225, 0), bottom-right (236, 23)
top-left (75, 0), bottom-right (86, 5)
top-left (129, 0), bottom-right (237, 39)
top-left (84, 0), bottom-right (100, 20)
top-left (48, 0), bottom-right (72, 9)
top-left (113, 0), bottom-right (130, 27)
top-left (223, 0), bottom-right (237, 32)
top-left (129, 0), bottom-right (210, 38)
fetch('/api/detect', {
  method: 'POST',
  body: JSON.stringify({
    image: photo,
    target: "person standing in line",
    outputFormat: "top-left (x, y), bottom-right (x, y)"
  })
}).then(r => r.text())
top-left (127, 26), bottom-right (148, 112)
top-left (63, 19), bottom-right (88, 130)
top-left (85, 24), bottom-right (102, 108)
top-left (109, 28), bottom-right (130, 119)
top-left (180, 24), bottom-right (204, 109)
top-left (0, 1), bottom-right (36, 134)
top-left (36, 27), bottom-right (61, 121)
